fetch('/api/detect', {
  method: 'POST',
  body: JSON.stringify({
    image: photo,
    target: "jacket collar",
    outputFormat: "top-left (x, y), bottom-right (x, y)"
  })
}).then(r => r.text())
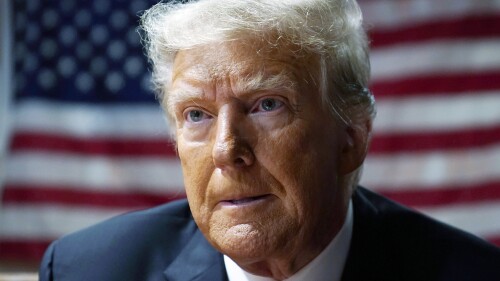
top-left (340, 187), bottom-right (383, 281)
top-left (163, 229), bottom-right (228, 281)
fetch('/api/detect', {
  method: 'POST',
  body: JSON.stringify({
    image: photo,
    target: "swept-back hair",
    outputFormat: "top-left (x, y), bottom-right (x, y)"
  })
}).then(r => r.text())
top-left (141, 0), bottom-right (375, 123)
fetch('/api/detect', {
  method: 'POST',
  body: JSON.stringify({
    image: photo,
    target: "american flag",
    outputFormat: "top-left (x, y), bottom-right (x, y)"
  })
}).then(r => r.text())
top-left (1, 0), bottom-right (499, 268)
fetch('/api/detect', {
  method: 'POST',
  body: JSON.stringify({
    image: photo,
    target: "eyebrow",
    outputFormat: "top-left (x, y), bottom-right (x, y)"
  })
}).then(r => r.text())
top-left (167, 82), bottom-right (204, 113)
top-left (167, 70), bottom-right (299, 112)
top-left (234, 70), bottom-right (298, 95)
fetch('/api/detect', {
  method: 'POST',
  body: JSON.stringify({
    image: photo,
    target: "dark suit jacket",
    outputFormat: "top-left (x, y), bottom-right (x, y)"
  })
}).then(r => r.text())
top-left (39, 187), bottom-right (500, 281)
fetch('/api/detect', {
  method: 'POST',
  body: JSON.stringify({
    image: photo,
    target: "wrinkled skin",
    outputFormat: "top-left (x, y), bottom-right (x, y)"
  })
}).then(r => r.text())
top-left (169, 39), bottom-right (365, 280)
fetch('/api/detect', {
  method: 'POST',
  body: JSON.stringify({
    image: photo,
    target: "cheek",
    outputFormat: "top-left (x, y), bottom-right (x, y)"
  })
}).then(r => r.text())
top-left (258, 120), bottom-right (341, 212)
top-left (177, 137), bottom-right (214, 214)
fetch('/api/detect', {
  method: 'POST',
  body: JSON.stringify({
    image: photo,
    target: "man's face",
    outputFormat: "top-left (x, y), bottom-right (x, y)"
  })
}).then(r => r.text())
top-left (170, 40), bottom-right (353, 268)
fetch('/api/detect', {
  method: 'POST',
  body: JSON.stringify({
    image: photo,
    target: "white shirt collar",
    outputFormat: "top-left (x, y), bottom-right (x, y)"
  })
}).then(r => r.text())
top-left (224, 199), bottom-right (353, 281)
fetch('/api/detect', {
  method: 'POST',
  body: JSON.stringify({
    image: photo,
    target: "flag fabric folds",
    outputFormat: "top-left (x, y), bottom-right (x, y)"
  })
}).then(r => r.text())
top-left (359, 0), bottom-right (500, 247)
top-left (1, 0), bottom-right (499, 267)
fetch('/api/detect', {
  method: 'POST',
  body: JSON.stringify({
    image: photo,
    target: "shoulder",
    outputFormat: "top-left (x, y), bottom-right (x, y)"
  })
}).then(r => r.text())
top-left (56, 199), bottom-right (195, 250)
top-left (40, 199), bottom-right (198, 281)
top-left (346, 187), bottom-right (500, 281)
top-left (354, 186), bottom-right (494, 249)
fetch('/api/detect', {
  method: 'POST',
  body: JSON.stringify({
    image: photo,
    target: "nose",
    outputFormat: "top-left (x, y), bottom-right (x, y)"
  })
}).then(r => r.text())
top-left (212, 108), bottom-right (255, 170)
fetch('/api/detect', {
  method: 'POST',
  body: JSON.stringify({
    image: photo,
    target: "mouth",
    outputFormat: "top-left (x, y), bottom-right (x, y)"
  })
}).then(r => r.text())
top-left (220, 194), bottom-right (271, 206)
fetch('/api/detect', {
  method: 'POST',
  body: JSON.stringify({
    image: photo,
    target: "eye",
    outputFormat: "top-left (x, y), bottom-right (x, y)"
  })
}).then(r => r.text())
top-left (255, 98), bottom-right (284, 112)
top-left (185, 109), bottom-right (210, 123)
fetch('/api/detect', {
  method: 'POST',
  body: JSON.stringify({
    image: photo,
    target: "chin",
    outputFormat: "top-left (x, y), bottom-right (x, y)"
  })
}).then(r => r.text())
top-left (209, 222), bottom-right (279, 261)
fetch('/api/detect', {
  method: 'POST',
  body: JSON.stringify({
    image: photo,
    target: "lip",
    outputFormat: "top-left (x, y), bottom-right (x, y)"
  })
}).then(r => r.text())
top-left (219, 194), bottom-right (272, 207)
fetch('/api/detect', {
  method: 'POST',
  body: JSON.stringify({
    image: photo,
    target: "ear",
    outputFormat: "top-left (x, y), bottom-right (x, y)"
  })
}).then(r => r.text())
top-left (338, 119), bottom-right (372, 175)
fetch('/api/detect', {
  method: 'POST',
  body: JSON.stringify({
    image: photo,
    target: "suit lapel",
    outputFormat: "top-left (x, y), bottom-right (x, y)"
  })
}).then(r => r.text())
top-left (340, 187), bottom-right (381, 281)
top-left (163, 229), bottom-right (228, 281)
top-left (342, 187), bottom-right (421, 281)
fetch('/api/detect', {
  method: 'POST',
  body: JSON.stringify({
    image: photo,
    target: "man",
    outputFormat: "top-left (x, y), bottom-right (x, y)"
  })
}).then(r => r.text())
top-left (40, 0), bottom-right (500, 280)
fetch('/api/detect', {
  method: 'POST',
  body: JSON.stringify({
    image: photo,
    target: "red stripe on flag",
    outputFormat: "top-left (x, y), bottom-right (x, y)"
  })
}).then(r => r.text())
top-left (2, 185), bottom-right (185, 209)
top-left (370, 125), bottom-right (500, 154)
top-left (486, 236), bottom-right (500, 247)
top-left (10, 182), bottom-right (499, 210)
top-left (371, 71), bottom-right (500, 98)
top-left (12, 125), bottom-right (500, 156)
top-left (0, 240), bottom-right (51, 261)
top-left (369, 14), bottom-right (500, 48)
top-left (378, 181), bottom-right (500, 208)
top-left (10, 132), bottom-right (177, 157)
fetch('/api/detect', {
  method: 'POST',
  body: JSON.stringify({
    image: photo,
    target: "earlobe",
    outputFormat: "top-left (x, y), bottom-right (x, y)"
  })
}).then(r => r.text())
top-left (338, 120), bottom-right (372, 175)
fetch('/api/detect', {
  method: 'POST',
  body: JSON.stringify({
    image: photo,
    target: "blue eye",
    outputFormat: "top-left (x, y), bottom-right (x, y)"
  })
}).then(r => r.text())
top-left (186, 110), bottom-right (206, 122)
top-left (258, 98), bottom-right (283, 112)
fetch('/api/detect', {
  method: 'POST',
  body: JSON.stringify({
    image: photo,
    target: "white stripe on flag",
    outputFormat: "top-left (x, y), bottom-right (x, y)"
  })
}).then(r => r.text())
top-left (0, 204), bottom-right (127, 239)
top-left (371, 39), bottom-right (500, 80)
top-left (420, 200), bottom-right (500, 238)
top-left (373, 91), bottom-right (500, 134)
top-left (360, 0), bottom-right (500, 29)
top-left (2, 200), bottom-right (500, 242)
top-left (6, 151), bottom-right (184, 193)
top-left (14, 92), bottom-right (500, 138)
top-left (13, 99), bottom-right (171, 139)
top-left (362, 143), bottom-right (500, 190)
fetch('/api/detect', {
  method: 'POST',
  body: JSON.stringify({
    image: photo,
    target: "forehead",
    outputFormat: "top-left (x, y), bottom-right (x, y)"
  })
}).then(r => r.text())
top-left (170, 39), bottom-right (319, 94)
